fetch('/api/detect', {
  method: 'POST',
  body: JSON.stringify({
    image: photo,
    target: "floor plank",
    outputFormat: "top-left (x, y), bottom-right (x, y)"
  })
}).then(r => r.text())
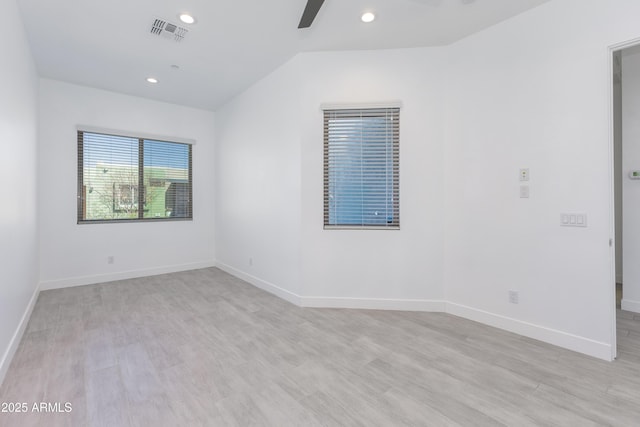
top-left (1, 267), bottom-right (639, 426)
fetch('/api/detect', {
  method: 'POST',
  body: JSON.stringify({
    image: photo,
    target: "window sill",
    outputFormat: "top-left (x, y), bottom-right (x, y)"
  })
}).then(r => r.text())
top-left (78, 217), bottom-right (192, 225)
top-left (323, 225), bottom-right (400, 230)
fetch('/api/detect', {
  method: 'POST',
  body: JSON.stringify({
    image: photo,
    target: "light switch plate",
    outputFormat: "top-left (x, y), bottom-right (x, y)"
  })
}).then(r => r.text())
top-left (520, 185), bottom-right (530, 198)
top-left (561, 213), bottom-right (587, 227)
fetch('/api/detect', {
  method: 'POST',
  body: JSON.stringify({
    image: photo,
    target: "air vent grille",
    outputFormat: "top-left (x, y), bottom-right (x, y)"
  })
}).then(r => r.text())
top-left (150, 18), bottom-right (188, 42)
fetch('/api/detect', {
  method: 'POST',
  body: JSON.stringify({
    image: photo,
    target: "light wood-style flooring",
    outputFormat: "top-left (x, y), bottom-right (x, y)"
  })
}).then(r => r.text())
top-left (1, 267), bottom-right (640, 426)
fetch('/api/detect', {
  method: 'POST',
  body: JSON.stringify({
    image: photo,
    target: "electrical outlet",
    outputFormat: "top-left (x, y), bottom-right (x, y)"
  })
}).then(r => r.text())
top-left (508, 290), bottom-right (519, 304)
top-left (107, 256), bottom-right (114, 264)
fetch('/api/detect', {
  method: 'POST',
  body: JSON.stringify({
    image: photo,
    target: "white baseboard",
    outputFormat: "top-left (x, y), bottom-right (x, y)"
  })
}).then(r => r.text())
top-left (214, 262), bottom-right (445, 312)
top-left (301, 296), bottom-right (446, 312)
top-left (36, 262), bottom-right (615, 363)
top-left (39, 261), bottom-right (216, 290)
top-left (446, 302), bottom-right (613, 361)
top-left (621, 298), bottom-right (640, 314)
top-left (214, 266), bottom-right (614, 361)
top-left (0, 284), bottom-right (40, 387)
top-left (215, 261), bottom-right (302, 306)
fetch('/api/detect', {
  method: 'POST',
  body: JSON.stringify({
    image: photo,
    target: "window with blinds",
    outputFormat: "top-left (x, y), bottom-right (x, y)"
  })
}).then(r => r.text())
top-left (77, 130), bottom-right (192, 223)
top-left (323, 107), bottom-right (400, 229)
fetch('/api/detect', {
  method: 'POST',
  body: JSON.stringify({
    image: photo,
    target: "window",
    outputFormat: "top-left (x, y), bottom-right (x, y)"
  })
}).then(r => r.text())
top-left (77, 130), bottom-right (192, 223)
top-left (323, 107), bottom-right (400, 229)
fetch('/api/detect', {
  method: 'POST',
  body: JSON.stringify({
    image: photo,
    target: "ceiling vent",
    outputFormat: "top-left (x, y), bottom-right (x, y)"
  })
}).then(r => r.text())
top-left (150, 18), bottom-right (188, 42)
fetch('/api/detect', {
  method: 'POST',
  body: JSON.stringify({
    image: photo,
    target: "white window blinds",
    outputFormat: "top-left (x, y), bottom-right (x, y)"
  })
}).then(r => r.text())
top-left (323, 107), bottom-right (400, 229)
top-left (77, 130), bottom-right (192, 223)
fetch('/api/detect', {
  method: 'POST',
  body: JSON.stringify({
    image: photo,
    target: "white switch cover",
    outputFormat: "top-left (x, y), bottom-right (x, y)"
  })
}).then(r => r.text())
top-left (509, 290), bottom-right (519, 304)
top-left (520, 168), bottom-right (530, 181)
top-left (561, 213), bottom-right (587, 227)
top-left (520, 185), bottom-right (530, 198)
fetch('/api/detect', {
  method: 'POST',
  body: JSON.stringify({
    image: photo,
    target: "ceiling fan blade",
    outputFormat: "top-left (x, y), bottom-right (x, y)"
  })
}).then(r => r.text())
top-left (298, 0), bottom-right (325, 29)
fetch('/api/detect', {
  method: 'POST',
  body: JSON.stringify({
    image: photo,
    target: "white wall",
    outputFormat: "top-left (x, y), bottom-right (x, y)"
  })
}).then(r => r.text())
top-left (298, 49), bottom-right (446, 307)
top-left (444, 0), bottom-right (640, 359)
top-left (215, 0), bottom-right (640, 360)
top-left (38, 80), bottom-right (216, 289)
top-left (0, 0), bottom-right (39, 383)
top-left (215, 48), bottom-right (447, 308)
top-left (622, 48), bottom-right (640, 312)
top-left (214, 57), bottom-right (303, 301)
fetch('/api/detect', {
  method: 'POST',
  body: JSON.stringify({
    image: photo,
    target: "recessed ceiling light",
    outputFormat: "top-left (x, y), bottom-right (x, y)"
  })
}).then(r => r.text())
top-left (361, 12), bottom-right (375, 23)
top-left (146, 77), bottom-right (158, 84)
top-left (179, 13), bottom-right (196, 24)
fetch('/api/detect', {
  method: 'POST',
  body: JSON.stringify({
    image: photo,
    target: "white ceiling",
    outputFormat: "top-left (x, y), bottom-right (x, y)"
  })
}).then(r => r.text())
top-left (17, 0), bottom-right (550, 111)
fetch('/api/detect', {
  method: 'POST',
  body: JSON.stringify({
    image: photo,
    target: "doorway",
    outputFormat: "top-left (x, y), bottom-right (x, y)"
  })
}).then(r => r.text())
top-left (612, 41), bottom-right (640, 359)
